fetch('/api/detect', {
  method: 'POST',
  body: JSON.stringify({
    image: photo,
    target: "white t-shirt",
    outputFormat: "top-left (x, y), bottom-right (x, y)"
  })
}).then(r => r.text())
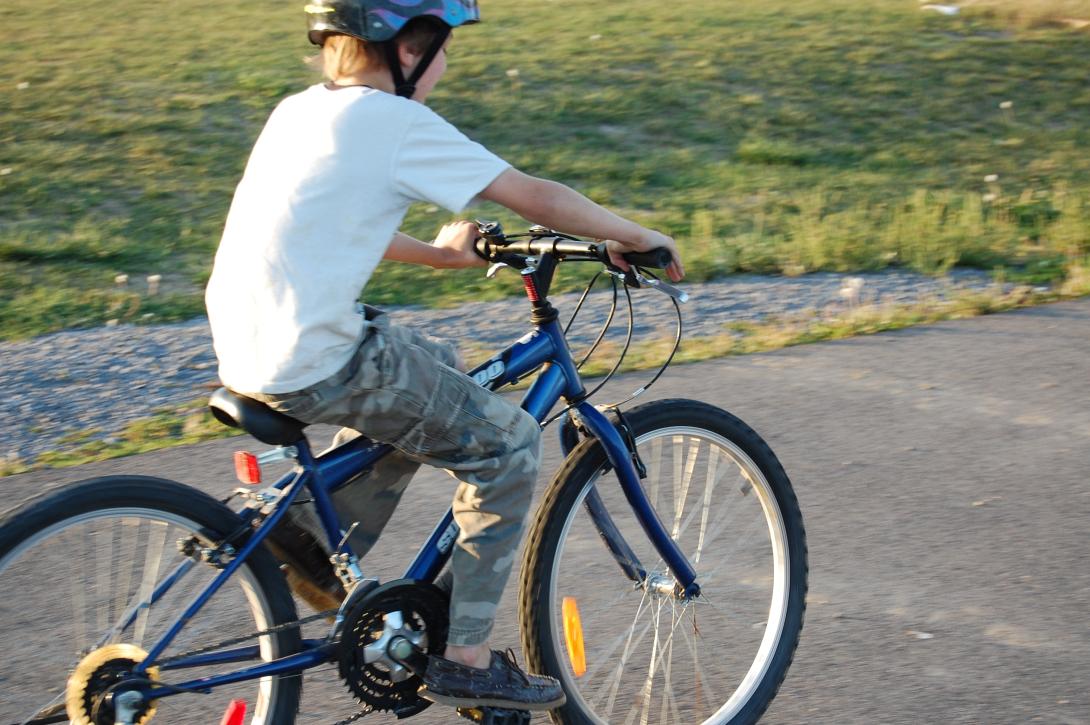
top-left (205, 85), bottom-right (509, 393)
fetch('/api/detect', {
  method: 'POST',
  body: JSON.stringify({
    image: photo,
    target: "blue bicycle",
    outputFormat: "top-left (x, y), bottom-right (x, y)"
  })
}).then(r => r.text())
top-left (0, 224), bottom-right (807, 725)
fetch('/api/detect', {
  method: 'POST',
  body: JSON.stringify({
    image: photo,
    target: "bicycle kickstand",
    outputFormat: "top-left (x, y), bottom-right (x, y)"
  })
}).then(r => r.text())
top-left (457, 706), bottom-right (532, 725)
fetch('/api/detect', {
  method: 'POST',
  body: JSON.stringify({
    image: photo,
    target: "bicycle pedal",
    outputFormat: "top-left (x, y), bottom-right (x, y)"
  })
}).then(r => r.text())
top-left (456, 706), bottom-right (532, 724)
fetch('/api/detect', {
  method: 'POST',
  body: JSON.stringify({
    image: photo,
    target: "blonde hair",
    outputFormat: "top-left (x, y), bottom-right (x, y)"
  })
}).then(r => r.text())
top-left (310, 19), bottom-right (447, 82)
top-left (313, 34), bottom-right (382, 79)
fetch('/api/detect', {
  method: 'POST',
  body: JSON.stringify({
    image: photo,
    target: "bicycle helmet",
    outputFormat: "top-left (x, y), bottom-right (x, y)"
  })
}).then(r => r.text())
top-left (305, 0), bottom-right (480, 97)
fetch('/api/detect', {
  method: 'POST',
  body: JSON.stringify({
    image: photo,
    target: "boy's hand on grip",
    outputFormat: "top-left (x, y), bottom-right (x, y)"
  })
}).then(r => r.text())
top-left (605, 230), bottom-right (685, 282)
top-left (435, 221), bottom-right (488, 269)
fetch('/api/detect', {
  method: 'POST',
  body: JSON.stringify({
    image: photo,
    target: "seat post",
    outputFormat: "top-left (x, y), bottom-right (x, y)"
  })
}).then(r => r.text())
top-left (287, 437), bottom-right (351, 559)
top-left (291, 436), bottom-right (316, 469)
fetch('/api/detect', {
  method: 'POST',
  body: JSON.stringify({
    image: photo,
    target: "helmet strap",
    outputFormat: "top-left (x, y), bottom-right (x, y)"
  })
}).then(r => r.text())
top-left (385, 26), bottom-right (451, 99)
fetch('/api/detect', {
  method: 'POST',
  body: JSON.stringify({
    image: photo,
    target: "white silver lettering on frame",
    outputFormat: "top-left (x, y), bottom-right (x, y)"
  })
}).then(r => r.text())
top-left (471, 359), bottom-right (505, 387)
top-left (437, 521), bottom-right (459, 554)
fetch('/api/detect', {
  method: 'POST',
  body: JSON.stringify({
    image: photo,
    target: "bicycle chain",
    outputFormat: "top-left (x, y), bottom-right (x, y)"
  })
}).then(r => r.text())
top-left (158, 496), bottom-right (382, 723)
top-left (332, 705), bottom-right (375, 725)
top-left (154, 608), bottom-right (390, 725)
top-left (156, 609), bottom-right (337, 666)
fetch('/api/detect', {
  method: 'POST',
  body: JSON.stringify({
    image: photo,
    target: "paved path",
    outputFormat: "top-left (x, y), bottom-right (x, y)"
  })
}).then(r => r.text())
top-left (2, 299), bottom-right (1087, 724)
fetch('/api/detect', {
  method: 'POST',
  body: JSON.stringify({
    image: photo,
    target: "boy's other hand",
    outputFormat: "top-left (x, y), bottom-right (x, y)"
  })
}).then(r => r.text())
top-left (606, 230), bottom-right (685, 282)
top-left (434, 221), bottom-right (487, 269)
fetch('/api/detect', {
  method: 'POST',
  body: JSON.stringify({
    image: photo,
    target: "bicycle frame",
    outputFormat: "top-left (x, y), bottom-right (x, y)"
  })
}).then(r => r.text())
top-left (131, 278), bottom-right (700, 701)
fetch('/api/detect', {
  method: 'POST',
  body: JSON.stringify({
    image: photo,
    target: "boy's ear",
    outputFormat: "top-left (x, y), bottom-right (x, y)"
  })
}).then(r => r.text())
top-left (396, 41), bottom-right (421, 73)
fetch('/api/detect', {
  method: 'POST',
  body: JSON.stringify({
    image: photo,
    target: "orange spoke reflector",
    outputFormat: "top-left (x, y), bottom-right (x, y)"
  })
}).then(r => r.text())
top-left (562, 596), bottom-right (586, 678)
top-left (233, 451), bottom-right (262, 484)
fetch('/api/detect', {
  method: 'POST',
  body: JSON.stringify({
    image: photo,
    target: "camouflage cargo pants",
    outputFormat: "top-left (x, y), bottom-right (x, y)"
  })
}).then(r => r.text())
top-left (251, 308), bottom-right (541, 646)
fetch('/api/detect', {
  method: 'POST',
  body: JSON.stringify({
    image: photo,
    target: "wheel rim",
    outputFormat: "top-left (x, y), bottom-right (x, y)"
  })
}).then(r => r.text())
top-left (548, 427), bottom-right (791, 725)
top-left (0, 508), bottom-right (281, 725)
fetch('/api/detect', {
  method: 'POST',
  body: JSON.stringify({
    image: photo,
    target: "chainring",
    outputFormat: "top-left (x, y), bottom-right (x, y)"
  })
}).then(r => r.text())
top-left (66, 643), bottom-right (159, 725)
top-left (337, 579), bottom-right (449, 717)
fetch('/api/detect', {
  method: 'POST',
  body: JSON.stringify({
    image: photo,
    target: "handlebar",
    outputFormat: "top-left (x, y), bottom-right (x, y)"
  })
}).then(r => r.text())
top-left (473, 221), bottom-right (687, 302)
top-left (469, 223), bottom-right (686, 411)
top-left (473, 222), bottom-right (673, 270)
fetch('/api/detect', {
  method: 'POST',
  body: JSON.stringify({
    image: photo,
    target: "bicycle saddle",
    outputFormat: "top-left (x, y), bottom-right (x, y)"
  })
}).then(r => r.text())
top-left (208, 387), bottom-right (307, 446)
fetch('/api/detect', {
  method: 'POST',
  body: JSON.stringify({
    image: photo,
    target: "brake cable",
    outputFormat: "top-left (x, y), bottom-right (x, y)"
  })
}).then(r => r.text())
top-left (606, 268), bottom-right (684, 408)
top-left (544, 264), bottom-right (685, 429)
top-left (573, 277), bottom-right (635, 406)
top-left (477, 224), bottom-right (684, 429)
top-left (563, 269), bottom-right (618, 370)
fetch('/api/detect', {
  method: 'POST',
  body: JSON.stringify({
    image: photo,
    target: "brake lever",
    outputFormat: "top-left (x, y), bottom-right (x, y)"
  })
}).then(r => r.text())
top-left (628, 269), bottom-right (689, 303)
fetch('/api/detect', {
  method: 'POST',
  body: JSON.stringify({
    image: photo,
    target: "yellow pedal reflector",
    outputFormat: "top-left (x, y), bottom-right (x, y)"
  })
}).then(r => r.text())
top-left (562, 596), bottom-right (587, 677)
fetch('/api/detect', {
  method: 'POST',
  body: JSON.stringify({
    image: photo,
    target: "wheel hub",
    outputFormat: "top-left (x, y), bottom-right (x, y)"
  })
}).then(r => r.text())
top-left (644, 571), bottom-right (682, 599)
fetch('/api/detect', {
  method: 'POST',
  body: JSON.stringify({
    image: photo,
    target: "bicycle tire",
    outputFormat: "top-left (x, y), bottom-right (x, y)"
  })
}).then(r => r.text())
top-left (519, 399), bottom-right (807, 725)
top-left (0, 475), bottom-right (303, 725)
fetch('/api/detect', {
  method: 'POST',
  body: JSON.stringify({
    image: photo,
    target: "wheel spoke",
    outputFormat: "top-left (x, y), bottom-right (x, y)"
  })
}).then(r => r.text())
top-left (588, 588), bottom-right (652, 716)
top-left (134, 520), bottom-right (169, 647)
top-left (649, 437), bottom-right (663, 510)
top-left (679, 610), bottom-right (724, 714)
top-left (658, 600), bottom-right (682, 724)
top-left (645, 599), bottom-right (694, 723)
top-left (95, 523), bottom-right (112, 632)
top-left (113, 517), bottom-right (141, 631)
top-left (625, 597), bottom-right (694, 725)
top-left (670, 438), bottom-right (701, 539)
top-left (692, 468), bottom-right (750, 550)
top-left (664, 448), bottom-right (731, 557)
top-left (624, 597), bottom-right (662, 725)
top-left (697, 508), bottom-right (770, 589)
top-left (577, 594), bottom-right (641, 682)
top-left (69, 528), bottom-right (88, 653)
top-left (671, 437), bottom-right (683, 528)
top-left (18, 693), bottom-right (66, 725)
top-left (694, 446), bottom-right (721, 566)
top-left (567, 584), bottom-right (645, 676)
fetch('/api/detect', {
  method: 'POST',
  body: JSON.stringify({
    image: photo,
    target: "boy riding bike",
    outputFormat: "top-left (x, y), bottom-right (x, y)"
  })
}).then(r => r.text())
top-left (205, 0), bottom-right (683, 711)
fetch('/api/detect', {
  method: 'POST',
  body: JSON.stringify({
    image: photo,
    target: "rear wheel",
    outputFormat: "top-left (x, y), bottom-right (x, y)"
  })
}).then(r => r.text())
top-left (520, 400), bottom-right (807, 724)
top-left (0, 476), bottom-right (303, 725)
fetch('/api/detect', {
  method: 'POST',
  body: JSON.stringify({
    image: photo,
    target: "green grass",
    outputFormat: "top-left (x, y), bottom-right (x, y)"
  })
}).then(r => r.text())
top-left (1, 0), bottom-right (1089, 339)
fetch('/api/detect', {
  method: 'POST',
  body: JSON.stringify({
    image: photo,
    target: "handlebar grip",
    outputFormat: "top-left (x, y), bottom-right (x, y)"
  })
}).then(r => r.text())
top-left (473, 237), bottom-right (489, 260)
top-left (622, 248), bottom-right (673, 269)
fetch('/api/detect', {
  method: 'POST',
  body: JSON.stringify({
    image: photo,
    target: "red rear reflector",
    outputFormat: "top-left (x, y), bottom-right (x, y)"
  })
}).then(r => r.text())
top-left (219, 700), bottom-right (247, 725)
top-left (234, 452), bottom-right (261, 484)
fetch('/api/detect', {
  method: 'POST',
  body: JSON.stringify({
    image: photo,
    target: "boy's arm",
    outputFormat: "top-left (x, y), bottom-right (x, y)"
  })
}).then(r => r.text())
top-left (479, 168), bottom-right (685, 281)
top-left (384, 223), bottom-right (485, 269)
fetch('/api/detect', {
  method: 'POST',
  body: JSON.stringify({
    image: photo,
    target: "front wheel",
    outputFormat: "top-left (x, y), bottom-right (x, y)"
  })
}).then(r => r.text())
top-left (520, 400), bottom-right (807, 725)
top-left (0, 476), bottom-right (303, 725)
